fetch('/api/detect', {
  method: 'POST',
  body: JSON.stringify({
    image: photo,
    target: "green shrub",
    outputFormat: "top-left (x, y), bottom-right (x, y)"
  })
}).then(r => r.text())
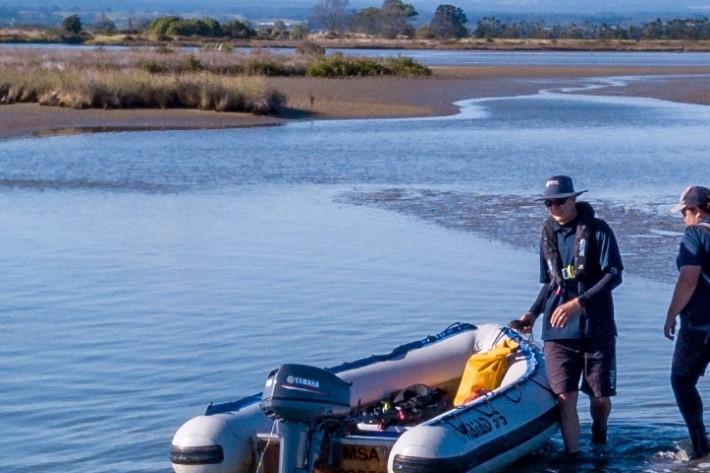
top-left (155, 44), bottom-right (176, 54)
top-left (384, 56), bottom-right (432, 76)
top-left (291, 24), bottom-right (310, 40)
top-left (182, 54), bottom-right (203, 72)
top-left (93, 15), bottom-right (117, 34)
top-left (147, 16), bottom-right (182, 36)
top-left (296, 41), bottom-right (325, 55)
top-left (63, 14), bottom-right (83, 34)
top-left (306, 55), bottom-right (431, 77)
top-left (138, 59), bottom-right (168, 74)
top-left (305, 55), bottom-right (378, 77)
top-left (222, 19), bottom-right (257, 39)
top-left (62, 33), bottom-right (84, 44)
top-left (242, 59), bottom-right (286, 76)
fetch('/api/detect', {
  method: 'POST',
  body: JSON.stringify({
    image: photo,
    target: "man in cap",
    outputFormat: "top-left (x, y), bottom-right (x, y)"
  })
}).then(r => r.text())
top-left (517, 175), bottom-right (623, 456)
top-left (664, 185), bottom-right (710, 460)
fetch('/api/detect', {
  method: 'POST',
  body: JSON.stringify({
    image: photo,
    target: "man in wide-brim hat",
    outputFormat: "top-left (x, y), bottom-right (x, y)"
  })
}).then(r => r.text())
top-left (518, 175), bottom-right (624, 456)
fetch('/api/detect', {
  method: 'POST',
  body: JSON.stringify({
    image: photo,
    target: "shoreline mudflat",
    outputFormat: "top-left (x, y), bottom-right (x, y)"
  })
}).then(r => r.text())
top-left (1, 65), bottom-right (709, 141)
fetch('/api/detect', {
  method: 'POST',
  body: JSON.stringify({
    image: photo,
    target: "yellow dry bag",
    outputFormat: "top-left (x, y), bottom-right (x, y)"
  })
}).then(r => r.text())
top-left (454, 339), bottom-right (519, 406)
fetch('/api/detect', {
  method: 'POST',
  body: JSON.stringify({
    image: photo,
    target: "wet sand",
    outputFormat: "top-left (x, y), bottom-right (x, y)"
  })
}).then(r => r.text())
top-left (272, 66), bottom-right (710, 118)
top-left (1, 66), bottom-right (709, 140)
top-left (0, 106), bottom-right (282, 141)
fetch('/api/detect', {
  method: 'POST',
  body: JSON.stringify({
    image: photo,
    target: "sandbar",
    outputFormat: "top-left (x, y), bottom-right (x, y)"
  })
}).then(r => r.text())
top-left (1, 65), bottom-right (709, 140)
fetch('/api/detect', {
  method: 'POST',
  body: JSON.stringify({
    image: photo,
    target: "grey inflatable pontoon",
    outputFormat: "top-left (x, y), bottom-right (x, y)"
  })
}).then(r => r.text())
top-left (170, 323), bottom-right (559, 473)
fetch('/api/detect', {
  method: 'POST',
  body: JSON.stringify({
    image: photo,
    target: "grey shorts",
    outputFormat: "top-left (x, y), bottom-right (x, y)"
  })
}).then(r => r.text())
top-left (543, 338), bottom-right (617, 398)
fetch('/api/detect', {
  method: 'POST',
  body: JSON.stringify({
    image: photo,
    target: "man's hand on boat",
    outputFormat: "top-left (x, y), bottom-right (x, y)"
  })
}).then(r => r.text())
top-left (511, 312), bottom-right (536, 334)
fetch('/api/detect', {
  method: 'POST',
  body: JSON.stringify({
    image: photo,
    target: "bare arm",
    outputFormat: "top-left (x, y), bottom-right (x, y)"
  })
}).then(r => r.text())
top-left (664, 265), bottom-right (702, 340)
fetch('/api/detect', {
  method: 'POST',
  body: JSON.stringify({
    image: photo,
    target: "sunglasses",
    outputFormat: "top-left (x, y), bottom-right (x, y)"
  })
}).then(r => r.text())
top-left (544, 198), bottom-right (569, 208)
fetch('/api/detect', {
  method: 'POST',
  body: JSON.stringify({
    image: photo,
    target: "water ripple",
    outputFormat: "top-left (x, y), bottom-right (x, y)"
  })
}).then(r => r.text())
top-left (0, 177), bottom-right (182, 193)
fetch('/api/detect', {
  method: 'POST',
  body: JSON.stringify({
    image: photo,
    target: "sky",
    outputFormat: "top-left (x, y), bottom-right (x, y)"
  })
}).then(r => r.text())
top-left (2, 0), bottom-right (709, 16)
top-left (310, 0), bottom-right (708, 14)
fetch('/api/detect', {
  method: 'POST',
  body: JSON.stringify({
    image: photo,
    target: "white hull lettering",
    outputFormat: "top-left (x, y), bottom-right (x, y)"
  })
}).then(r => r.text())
top-left (461, 412), bottom-right (508, 440)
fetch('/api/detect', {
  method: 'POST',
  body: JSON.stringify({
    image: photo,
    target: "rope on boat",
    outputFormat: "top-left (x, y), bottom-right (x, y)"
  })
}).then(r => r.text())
top-left (502, 384), bottom-right (523, 403)
top-left (254, 420), bottom-right (278, 473)
top-left (443, 414), bottom-right (469, 435)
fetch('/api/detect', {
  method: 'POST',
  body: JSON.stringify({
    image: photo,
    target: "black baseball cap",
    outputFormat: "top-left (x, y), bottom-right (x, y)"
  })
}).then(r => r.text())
top-left (671, 186), bottom-right (710, 213)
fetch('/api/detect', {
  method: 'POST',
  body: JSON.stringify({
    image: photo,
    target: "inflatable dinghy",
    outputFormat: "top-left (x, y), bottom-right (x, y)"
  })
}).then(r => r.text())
top-left (170, 323), bottom-right (559, 473)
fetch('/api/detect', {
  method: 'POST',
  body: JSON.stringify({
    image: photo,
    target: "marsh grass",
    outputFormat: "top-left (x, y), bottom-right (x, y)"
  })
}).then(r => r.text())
top-left (0, 47), bottom-right (431, 114)
top-left (0, 68), bottom-right (285, 114)
top-left (0, 48), bottom-right (293, 114)
top-left (0, 47), bottom-right (431, 76)
top-left (0, 47), bottom-right (312, 75)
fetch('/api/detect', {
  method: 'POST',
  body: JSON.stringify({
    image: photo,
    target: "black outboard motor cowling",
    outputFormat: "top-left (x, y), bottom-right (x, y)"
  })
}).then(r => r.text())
top-left (261, 364), bottom-right (351, 423)
top-left (260, 364), bottom-right (351, 473)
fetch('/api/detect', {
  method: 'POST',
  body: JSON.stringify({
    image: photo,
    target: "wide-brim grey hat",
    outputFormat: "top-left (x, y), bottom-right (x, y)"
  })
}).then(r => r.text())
top-left (536, 175), bottom-right (587, 201)
top-left (671, 185), bottom-right (710, 213)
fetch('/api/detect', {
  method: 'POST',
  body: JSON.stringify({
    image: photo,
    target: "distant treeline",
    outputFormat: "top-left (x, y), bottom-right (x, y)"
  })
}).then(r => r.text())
top-left (141, 12), bottom-right (710, 42)
top-left (144, 16), bottom-right (307, 40)
top-left (2, 1), bottom-right (710, 44)
top-left (309, 0), bottom-right (710, 40)
top-left (472, 17), bottom-right (710, 41)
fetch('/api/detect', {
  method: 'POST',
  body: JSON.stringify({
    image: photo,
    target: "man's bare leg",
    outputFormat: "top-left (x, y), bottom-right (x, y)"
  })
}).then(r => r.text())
top-left (590, 396), bottom-right (611, 445)
top-left (558, 391), bottom-right (580, 454)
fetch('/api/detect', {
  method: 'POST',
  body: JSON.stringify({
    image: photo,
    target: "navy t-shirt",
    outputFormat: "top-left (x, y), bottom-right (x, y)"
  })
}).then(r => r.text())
top-left (676, 218), bottom-right (710, 327)
top-left (538, 217), bottom-right (623, 340)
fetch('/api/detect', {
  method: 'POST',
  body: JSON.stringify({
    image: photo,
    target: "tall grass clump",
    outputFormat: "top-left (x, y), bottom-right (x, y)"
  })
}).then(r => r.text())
top-left (0, 68), bottom-right (285, 115)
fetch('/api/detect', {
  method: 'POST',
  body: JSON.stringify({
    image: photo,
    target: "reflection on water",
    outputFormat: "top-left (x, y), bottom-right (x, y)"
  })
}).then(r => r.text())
top-left (31, 122), bottom-right (280, 139)
top-left (1, 78), bottom-right (709, 473)
top-left (327, 49), bottom-right (710, 67)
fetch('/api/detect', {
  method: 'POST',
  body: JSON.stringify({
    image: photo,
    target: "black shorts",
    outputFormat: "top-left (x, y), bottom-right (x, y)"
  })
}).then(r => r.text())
top-left (543, 338), bottom-right (617, 398)
top-left (672, 328), bottom-right (710, 379)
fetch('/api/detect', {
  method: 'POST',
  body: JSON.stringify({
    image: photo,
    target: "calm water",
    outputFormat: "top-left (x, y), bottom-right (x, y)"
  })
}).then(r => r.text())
top-left (2, 70), bottom-right (710, 472)
top-left (3, 42), bottom-right (710, 67)
top-left (327, 49), bottom-right (710, 67)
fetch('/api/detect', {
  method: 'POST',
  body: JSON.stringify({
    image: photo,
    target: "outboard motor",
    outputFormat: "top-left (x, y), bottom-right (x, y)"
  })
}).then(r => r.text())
top-left (261, 364), bottom-right (351, 473)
